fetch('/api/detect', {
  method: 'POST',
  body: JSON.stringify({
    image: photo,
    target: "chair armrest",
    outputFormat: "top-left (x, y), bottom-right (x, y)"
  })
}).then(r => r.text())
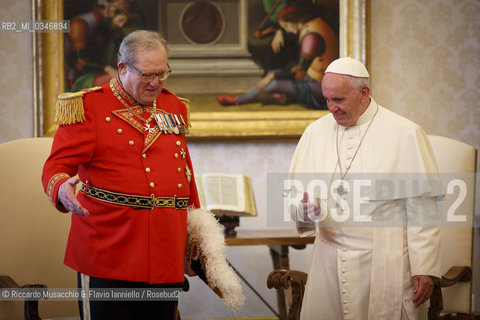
top-left (439, 266), bottom-right (472, 288)
top-left (428, 266), bottom-right (472, 320)
top-left (0, 275), bottom-right (46, 320)
top-left (267, 269), bottom-right (308, 290)
top-left (267, 269), bottom-right (308, 320)
top-left (0, 275), bottom-right (20, 288)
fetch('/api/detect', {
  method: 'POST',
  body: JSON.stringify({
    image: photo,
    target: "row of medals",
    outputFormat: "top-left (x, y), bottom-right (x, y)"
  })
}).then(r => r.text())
top-left (153, 113), bottom-right (189, 135)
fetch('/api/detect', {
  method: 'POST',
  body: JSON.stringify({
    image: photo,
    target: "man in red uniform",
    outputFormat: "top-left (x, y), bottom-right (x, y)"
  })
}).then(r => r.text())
top-left (42, 30), bottom-right (199, 319)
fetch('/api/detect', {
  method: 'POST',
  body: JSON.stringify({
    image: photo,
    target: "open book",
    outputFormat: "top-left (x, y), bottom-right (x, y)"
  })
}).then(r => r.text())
top-left (195, 173), bottom-right (257, 217)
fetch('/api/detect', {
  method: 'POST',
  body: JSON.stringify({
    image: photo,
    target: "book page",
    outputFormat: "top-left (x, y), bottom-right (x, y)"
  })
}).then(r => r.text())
top-left (242, 175), bottom-right (257, 217)
top-left (202, 173), bottom-right (245, 213)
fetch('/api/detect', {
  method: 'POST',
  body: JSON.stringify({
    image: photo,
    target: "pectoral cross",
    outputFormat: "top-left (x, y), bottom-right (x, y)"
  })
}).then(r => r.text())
top-left (334, 182), bottom-right (347, 214)
top-left (336, 182), bottom-right (347, 196)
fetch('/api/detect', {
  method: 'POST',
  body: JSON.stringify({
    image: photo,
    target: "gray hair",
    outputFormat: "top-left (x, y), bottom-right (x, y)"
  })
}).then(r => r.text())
top-left (348, 76), bottom-right (371, 91)
top-left (117, 30), bottom-right (168, 65)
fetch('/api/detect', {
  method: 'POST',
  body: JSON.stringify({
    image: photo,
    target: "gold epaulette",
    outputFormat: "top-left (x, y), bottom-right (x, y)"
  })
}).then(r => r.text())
top-left (55, 86), bottom-right (102, 125)
top-left (178, 96), bottom-right (191, 128)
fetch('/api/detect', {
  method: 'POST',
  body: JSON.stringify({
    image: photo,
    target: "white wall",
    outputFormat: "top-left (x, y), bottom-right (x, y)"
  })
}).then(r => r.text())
top-left (0, 1), bottom-right (33, 141)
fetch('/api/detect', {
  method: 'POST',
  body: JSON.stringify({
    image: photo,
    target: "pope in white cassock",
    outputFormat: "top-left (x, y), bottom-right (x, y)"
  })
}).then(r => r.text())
top-left (287, 57), bottom-right (442, 319)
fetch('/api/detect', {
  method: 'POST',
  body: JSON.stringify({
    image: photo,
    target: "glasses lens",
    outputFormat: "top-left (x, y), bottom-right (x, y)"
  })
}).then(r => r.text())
top-left (142, 74), bottom-right (156, 82)
top-left (158, 71), bottom-right (171, 81)
top-left (143, 72), bottom-right (170, 82)
top-left (140, 66), bottom-right (171, 82)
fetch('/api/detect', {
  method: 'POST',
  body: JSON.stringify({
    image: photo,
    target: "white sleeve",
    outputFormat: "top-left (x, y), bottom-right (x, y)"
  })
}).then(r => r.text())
top-left (406, 196), bottom-right (441, 278)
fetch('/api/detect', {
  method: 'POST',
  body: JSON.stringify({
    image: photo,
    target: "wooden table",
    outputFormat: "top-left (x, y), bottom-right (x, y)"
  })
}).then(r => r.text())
top-left (225, 229), bottom-right (315, 320)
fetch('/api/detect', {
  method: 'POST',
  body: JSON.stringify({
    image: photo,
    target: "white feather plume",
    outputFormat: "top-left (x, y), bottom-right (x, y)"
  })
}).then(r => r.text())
top-left (187, 207), bottom-right (245, 312)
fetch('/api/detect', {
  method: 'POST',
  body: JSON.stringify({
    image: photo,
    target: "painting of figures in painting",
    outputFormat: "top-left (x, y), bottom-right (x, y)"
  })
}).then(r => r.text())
top-left (62, 0), bottom-right (339, 113)
top-left (40, 0), bottom-right (350, 139)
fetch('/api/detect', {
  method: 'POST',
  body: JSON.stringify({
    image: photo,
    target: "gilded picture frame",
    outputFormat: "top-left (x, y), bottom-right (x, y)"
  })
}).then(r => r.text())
top-left (34, 0), bottom-right (368, 141)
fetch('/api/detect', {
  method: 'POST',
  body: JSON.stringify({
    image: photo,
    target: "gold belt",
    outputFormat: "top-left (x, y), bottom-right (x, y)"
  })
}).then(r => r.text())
top-left (80, 183), bottom-right (189, 210)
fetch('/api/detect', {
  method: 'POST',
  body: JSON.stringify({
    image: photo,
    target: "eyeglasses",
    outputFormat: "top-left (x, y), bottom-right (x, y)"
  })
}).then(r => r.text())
top-left (126, 62), bottom-right (172, 82)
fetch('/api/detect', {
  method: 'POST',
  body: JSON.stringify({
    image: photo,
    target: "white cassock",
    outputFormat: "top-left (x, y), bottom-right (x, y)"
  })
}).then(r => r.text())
top-left (288, 98), bottom-right (442, 320)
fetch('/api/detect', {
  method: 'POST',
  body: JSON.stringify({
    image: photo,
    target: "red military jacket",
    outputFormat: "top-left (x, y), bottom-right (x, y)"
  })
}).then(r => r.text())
top-left (42, 77), bottom-right (200, 284)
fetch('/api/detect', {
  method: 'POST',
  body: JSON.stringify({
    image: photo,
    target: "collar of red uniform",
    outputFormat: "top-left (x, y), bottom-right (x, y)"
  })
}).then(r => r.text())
top-left (110, 75), bottom-right (173, 108)
top-left (110, 75), bottom-right (142, 107)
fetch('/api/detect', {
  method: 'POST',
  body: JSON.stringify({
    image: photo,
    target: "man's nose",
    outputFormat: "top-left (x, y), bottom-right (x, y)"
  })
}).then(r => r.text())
top-left (327, 103), bottom-right (338, 112)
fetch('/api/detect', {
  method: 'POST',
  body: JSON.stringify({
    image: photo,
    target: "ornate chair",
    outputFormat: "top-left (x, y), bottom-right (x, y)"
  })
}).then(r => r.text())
top-left (0, 138), bottom-right (79, 320)
top-left (267, 269), bottom-right (308, 320)
top-left (267, 135), bottom-right (477, 320)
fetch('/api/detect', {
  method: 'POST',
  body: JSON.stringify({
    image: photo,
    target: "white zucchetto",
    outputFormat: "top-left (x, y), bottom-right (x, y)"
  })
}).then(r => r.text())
top-left (325, 57), bottom-right (370, 78)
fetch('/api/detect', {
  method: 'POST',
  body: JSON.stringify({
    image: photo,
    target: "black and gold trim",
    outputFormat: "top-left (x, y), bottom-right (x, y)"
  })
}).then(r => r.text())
top-left (80, 183), bottom-right (188, 210)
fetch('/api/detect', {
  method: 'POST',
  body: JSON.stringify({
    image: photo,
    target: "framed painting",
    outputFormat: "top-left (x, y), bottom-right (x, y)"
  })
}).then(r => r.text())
top-left (33, 0), bottom-right (368, 141)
